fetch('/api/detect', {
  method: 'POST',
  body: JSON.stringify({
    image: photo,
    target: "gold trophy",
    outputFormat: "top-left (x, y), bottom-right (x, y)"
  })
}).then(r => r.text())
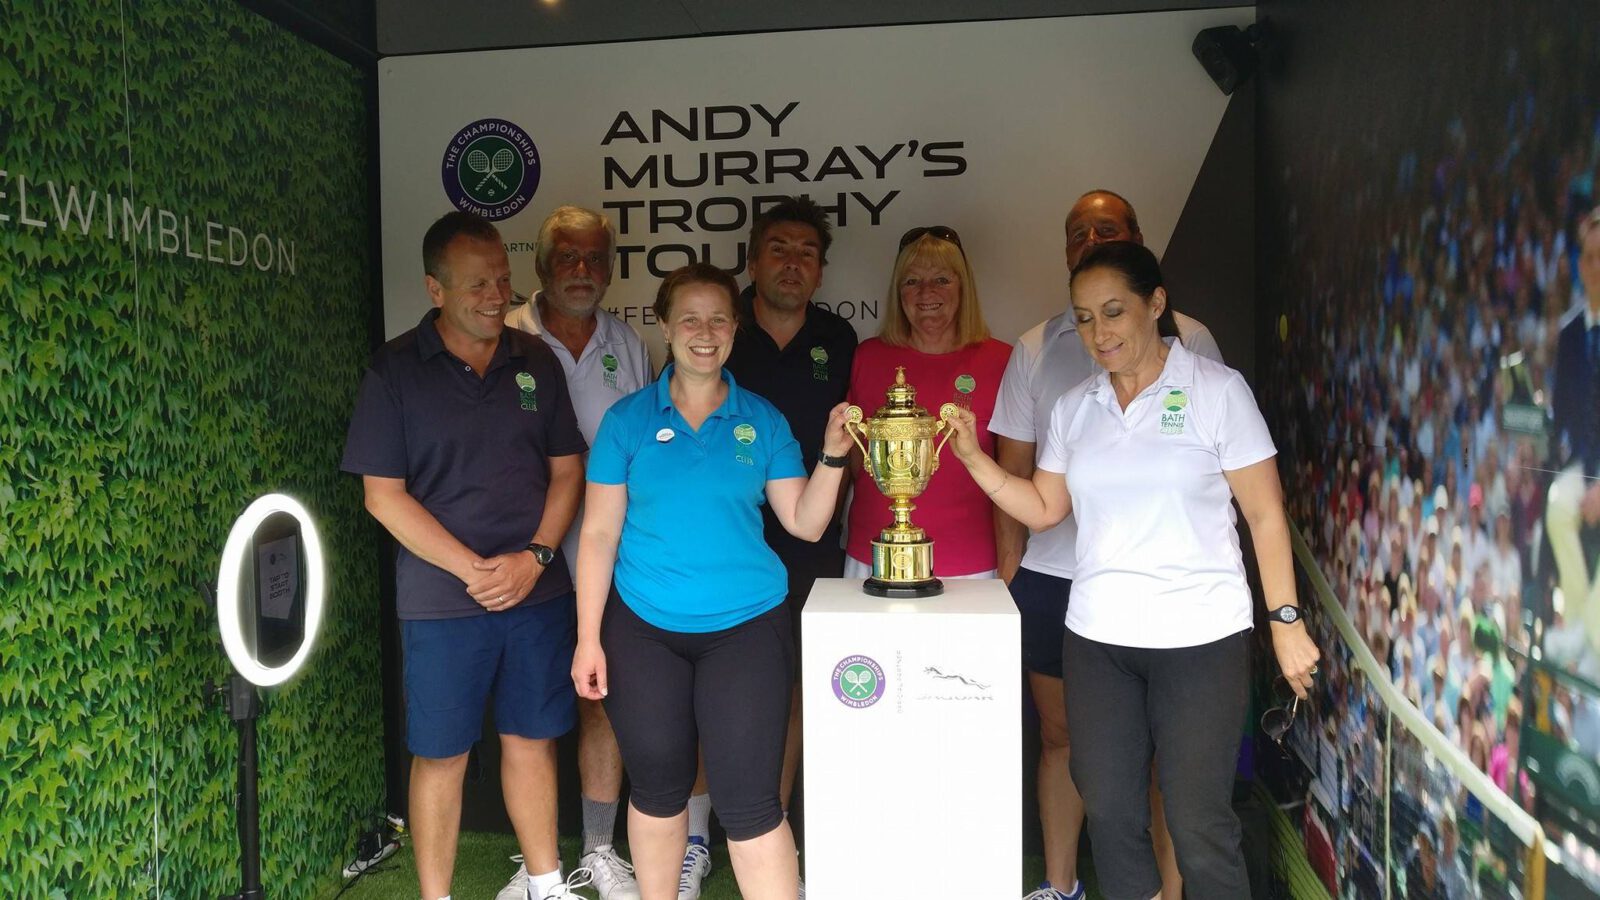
top-left (843, 367), bottom-right (959, 598)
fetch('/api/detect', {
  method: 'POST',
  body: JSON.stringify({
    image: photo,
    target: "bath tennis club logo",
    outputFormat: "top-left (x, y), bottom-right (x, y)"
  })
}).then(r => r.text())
top-left (516, 371), bottom-right (537, 411)
top-left (1160, 389), bottom-right (1188, 435)
top-left (602, 353), bottom-right (620, 389)
top-left (441, 118), bottom-right (541, 221)
top-left (733, 423), bottom-right (757, 444)
top-left (810, 346), bottom-right (830, 381)
top-left (832, 655), bottom-right (886, 708)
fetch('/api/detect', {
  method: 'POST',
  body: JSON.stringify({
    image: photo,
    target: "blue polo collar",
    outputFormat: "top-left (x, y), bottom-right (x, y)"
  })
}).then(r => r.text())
top-left (655, 363), bottom-right (750, 420)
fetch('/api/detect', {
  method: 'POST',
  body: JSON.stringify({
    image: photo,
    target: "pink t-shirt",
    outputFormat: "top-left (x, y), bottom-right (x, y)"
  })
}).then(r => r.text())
top-left (846, 337), bottom-right (1011, 575)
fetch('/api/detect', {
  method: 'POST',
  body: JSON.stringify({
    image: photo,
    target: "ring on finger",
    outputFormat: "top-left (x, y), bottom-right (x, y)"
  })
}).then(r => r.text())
top-left (1308, 665), bottom-right (1319, 677)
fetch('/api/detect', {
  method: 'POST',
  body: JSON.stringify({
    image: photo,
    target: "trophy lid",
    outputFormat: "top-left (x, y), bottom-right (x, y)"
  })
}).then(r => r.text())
top-left (871, 367), bottom-right (934, 420)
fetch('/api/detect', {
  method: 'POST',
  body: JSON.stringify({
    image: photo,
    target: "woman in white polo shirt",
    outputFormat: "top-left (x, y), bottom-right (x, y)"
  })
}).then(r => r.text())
top-left (945, 241), bottom-right (1319, 900)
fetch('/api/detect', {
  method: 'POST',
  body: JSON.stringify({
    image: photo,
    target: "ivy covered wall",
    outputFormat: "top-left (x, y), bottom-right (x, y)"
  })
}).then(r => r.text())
top-left (0, 1), bottom-right (383, 896)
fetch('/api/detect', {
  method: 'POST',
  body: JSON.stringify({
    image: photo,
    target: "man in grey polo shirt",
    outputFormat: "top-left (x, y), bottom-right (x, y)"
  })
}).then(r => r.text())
top-left (994, 189), bottom-right (1222, 900)
top-left (505, 205), bottom-right (649, 900)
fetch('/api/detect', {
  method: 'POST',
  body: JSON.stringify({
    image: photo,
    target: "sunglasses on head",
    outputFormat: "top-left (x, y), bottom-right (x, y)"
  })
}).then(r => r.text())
top-left (898, 225), bottom-right (964, 255)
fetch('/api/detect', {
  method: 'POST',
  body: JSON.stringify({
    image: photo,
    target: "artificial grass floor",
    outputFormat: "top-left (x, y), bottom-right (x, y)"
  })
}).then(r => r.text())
top-left (330, 832), bottom-right (1101, 899)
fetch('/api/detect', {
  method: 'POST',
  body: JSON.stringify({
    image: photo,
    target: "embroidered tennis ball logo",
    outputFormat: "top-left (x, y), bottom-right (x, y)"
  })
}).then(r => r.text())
top-left (1160, 389), bottom-right (1187, 435)
top-left (516, 371), bottom-right (537, 411)
top-left (733, 423), bottom-right (757, 444)
top-left (602, 353), bottom-right (619, 372)
top-left (954, 374), bottom-right (976, 394)
top-left (810, 346), bottom-right (831, 382)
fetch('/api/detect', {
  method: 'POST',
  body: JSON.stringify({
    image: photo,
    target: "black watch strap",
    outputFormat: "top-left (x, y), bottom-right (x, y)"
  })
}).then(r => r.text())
top-left (818, 449), bottom-right (849, 468)
top-left (525, 542), bottom-right (555, 566)
top-left (1267, 605), bottom-right (1303, 625)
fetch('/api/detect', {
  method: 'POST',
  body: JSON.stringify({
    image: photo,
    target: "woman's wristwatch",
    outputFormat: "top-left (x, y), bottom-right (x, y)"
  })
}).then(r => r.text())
top-left (818, 449), bottom-right (850, 468)
top-left (1266, 605), bottom-right (1304, 625)
top-left (524, 542), bottom-right (556, 566)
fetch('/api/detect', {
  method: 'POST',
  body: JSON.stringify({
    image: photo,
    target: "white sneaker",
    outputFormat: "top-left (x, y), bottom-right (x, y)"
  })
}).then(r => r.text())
top-left (676, 837), bottom-right (711, 900)
top-left (580, 846), bottom-right (641, 900)
top-left (495, 855), bottom-right (530, 900)
top-left (494, 856), bottom-right (595, 900)
top-left (540, 867), bottom-right (594, 899)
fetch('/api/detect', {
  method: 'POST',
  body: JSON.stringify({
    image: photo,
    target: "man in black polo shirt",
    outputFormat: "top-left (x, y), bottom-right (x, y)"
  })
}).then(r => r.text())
top-left (726, 195), bottom-right (857, 819)
top-left (342, 212), bottom-right (587, 900)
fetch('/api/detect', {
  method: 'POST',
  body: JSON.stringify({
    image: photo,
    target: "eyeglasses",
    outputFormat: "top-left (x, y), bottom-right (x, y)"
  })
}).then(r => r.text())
top-left (1260, 676), bottom-right (1302, 747)
top-left (898, 225), bottom-right (965, 256)
top-left (553, 248), bottom-right (610, 272)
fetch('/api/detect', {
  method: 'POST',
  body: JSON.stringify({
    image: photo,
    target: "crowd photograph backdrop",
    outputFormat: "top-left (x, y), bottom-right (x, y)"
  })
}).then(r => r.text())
top-left (1259, 0), bottom-right (1600, 895)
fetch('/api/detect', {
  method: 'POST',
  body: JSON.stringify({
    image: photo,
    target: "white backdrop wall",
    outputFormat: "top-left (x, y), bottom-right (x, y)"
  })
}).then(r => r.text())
top-left (379, 9), bottom-right (1251, 359)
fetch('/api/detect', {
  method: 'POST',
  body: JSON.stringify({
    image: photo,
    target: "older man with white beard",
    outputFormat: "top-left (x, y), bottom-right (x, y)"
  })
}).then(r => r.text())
top-left (502, 206), bottom-right (651, 900)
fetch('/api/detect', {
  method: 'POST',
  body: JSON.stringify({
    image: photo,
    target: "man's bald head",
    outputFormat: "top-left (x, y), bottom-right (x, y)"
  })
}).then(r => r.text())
top-left (1065, 189), bottom-right (1143, 270)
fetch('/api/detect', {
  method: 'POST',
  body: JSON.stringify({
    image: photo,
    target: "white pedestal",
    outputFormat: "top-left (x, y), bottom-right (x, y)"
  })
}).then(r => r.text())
top-left (801, 578), bottom-right (1021, 899)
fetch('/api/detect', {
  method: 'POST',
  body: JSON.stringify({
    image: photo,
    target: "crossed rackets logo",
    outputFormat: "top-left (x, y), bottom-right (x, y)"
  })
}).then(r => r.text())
top-left (467, 146), bottom-right (517, 192)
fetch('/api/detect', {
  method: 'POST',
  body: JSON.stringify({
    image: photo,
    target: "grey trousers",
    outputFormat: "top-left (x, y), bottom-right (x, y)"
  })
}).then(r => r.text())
top-left (1062, 628), bottom-right (1251, 900)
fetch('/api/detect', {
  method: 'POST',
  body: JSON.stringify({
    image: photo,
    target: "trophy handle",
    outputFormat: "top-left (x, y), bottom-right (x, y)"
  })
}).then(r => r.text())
top-left (931, 402), bottom-right (960, 471)
top-left (842, 406), bottom-right (868, 469)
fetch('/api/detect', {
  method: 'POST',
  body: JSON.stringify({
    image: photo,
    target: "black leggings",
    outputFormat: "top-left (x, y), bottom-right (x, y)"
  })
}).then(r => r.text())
top-left (601, 594), bottom-right (793, 841)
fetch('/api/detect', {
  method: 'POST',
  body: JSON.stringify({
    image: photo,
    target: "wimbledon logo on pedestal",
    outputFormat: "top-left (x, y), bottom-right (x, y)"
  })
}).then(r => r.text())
top-left (441, 119), bottom-right (541, 221)
top-left (832, 655), bottom-right (886, 708)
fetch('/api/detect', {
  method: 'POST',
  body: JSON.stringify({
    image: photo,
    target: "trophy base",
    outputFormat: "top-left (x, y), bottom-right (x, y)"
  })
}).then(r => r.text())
top-left (862, 576), bottom-right (945, 598)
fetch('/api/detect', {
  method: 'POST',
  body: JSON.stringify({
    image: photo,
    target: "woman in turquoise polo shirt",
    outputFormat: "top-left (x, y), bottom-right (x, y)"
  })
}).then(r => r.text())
top-left (572, 262), bottom-right (852, 900)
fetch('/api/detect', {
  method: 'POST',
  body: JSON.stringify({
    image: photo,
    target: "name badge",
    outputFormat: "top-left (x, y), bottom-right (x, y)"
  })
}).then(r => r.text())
top-left (656, 428), bottom-right (675, 443)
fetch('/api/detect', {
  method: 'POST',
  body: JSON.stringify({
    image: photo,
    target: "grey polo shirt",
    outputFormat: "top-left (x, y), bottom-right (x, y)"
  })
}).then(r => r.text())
top-left (342, 308), bottom-right (587, 619)
top-left (505, 295), bottom-right (651, 564)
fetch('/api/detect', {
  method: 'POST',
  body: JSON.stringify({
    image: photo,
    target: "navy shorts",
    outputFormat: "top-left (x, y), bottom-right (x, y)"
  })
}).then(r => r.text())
top-left (401, 592), bottom-right (578, 759)
top-left (1009, 567), bottom-right (1073, 678)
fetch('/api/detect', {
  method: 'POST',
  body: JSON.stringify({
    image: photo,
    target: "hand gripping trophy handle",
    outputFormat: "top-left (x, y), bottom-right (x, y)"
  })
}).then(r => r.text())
top-left (931, 402), bottom-right (959, 472)
top-left (843, 405), bottom-right (869, 466)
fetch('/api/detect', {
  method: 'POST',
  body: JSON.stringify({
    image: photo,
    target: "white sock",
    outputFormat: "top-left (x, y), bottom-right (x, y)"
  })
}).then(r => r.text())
top-left (687, 792), bottom-right (712, 842)
top-left (528, 867), bottom-right (564, 899)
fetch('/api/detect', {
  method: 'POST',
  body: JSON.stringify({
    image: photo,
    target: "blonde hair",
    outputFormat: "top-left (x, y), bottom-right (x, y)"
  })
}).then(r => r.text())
top-left (876, 234), bottom-right (990, 349)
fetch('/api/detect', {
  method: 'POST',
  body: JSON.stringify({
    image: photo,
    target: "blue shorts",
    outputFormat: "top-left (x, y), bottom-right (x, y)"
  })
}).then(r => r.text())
top-left (1009, 567), bottom-right (1073, 678)
top-left (401, 592), bottom-right (578, 759)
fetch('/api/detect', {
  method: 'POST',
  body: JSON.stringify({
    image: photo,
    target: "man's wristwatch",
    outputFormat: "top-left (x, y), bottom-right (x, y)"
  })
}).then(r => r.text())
top-left (1266, 605), bottom-right (1304, 626)
top-left (524, 542), bottom-right (555, 566)
top-left (818, 449), bottom-right (850, 468)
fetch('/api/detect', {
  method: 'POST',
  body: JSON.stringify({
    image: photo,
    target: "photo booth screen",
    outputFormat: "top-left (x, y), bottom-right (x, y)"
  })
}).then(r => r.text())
top-left (246, 511), bottom-right (305, 667)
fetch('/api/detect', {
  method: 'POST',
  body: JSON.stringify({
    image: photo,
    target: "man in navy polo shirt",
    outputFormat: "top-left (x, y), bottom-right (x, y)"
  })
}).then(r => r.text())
top-left (342, 211), bottom-right (587, 900)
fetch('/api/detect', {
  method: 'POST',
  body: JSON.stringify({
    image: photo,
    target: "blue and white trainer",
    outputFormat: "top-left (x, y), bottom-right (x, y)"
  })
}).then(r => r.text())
top-left (676, 836), bottom-right (712, 900)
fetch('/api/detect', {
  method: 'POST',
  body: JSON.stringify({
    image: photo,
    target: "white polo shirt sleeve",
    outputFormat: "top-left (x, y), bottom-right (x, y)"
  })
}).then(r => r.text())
top-left (990, 327), bottom-right (1043, 442)
top-left (1203, 370), bottom-right (1277, 470)
top-left (1037, 383), bottom-right (1091, 475)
